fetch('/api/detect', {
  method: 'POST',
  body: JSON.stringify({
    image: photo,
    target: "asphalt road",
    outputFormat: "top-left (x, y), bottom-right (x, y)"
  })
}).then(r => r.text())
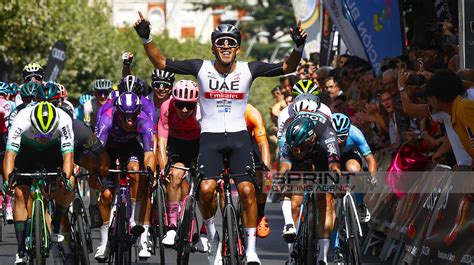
top-left (0, 198), bottom-right (388, 264)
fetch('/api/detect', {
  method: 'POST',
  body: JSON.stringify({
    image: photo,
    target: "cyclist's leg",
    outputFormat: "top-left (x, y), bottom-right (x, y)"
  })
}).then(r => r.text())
top-left (313, 154), bottom-right (335, 264)
top-left (13, 147), bottom-right (39, 262)
top-left (197, 133), bottom-right (223, 237)
top-left (163, 137), bottom-right (197, 242)
top-left (49, 146), bottom-right (75, 242)
top-left (316, 193), bottom-right (335, 264)
top-left (228, 131), bottom-right (259, 261)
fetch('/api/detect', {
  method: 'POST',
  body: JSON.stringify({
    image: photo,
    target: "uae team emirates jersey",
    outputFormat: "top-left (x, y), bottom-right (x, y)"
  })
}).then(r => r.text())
top-left (165, 59), bottom-right (284, 133)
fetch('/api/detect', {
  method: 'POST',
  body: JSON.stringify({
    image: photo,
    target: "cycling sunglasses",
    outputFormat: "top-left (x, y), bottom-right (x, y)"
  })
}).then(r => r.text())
top-left (214, 37), bottom-right (239, 48)
top-left (175, 101), bottom-right (196, 110)
top-left (152, 81), bottom-right (172, 91)
top-left (337, 134), bottom-right (348, 143)
top-left (118, 112), bottom-right (139, 122)
top-left (95, 90), bottom-right (111, 97)
top-left (24, 75), bottom-right (43, 82)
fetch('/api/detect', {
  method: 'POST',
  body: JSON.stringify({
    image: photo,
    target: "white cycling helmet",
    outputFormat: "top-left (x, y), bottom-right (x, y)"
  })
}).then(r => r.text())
top-left (292, 98), bottom-right (320, 113)
top-left (93, 79), bottom-right (113, 91)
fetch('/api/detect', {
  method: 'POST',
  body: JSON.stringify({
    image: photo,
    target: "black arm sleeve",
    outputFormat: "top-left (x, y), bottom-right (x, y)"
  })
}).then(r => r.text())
top-left (248, 61), bottom-right (284, 79)
top-left (317, 125), bottom-right (340, 164)
top-left (165, 59), bottom-right (203, 76)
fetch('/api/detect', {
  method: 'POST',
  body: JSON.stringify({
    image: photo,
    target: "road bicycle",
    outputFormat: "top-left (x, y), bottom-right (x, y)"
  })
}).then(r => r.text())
top-left (291, 189), bottom-right (318, 265)
top-left (8, 168), bottom-right (67, 265)
top-left (149, 166), bottom-right (167, 265)
top-left (336, 172), bottom-right (369, 265)
top-left (162, 160), bottom-right (205, 265)
top-left (219, 157), bottom-right (259, 265)
top-left (106, 166), bottom-right (153, 265)
top-left (65, 172), bottom-right (94, 264)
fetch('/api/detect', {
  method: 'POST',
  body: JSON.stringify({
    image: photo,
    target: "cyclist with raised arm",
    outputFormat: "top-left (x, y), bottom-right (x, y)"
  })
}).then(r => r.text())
top-left (95, 92), bottom-right (156, 259)
top-left (331, 113), bottom-right (377, 262)
top-left (83, 79), bottom-right (112, 130)
top-left (134, 11), bottom-right (306, 264)
top-left (156, 80), bottom-right (201, 246)
top-left (279, 110), bottom-right (341, 265)
top-left (3, 102), bottom-right (75, 264)
top-left (96, 75), bottom-right (157, 127)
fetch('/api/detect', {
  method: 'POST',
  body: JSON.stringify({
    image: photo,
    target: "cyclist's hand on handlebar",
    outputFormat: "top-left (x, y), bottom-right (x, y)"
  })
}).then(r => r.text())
top-left (122, 52), bottom-right (134, 67)
top-left (64, 178), bottom-right (73, 192)
top-left (290, 21), bottom-right (307, 48)
top-left (134, 11), bottom-right (151, 44)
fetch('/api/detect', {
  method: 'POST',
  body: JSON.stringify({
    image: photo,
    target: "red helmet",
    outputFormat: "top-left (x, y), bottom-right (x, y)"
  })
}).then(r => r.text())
top-left (171, 80), bottom-right (199, 102)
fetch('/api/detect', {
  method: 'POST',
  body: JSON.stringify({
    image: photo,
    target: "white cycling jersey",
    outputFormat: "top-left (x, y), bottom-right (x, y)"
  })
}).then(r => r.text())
top-left (165, 59), bottom-right (284, 133)
top-left (6, 105), bottom-right (74, 154)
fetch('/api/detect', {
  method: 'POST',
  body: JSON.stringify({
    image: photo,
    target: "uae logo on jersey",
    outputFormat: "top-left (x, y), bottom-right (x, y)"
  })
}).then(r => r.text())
top-left (205, 92), bottom-right (244, 99)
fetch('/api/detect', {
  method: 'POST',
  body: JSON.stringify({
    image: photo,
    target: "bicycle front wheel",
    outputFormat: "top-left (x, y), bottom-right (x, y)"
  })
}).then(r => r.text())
top-left (155, 186), bottom-right (166, 265)
top-left (347, 198), bottom-right (363, 265)
top-left (75, 211), bottom-right (91, 264)
top-left (304, 195), bottom-right (317, 264)
top-left (33, 199), bottom-right (45, 265)
top-left (223, 205), bottom-right (241, 265)
top-left (177, 196), bottom-right (194, 265)
top-left (116, 204), bottom-right (131, 265)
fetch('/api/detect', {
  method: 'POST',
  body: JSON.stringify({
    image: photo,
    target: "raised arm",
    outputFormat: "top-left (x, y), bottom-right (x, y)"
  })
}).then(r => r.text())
top-left (134, 11), bottom-right (167, 70)
top-left (283, 21), bottom-right (307, 74)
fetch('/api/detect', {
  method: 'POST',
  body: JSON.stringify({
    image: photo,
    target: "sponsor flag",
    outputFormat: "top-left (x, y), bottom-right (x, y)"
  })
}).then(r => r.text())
top-left (44, 41), bottom-right (67, 82)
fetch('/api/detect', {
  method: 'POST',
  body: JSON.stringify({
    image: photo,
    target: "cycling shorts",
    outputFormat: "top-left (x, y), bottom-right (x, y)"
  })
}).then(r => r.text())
top-left (167, 136), bottom-right (199, 167)
top-left (106, 140), bottom-right (144, 166)
top-left (197, 131), bottom-right (255, 186)
top-left (14, 143), bottom-right (63, 187)
top-left (340, 150), bottom-right (363, 169)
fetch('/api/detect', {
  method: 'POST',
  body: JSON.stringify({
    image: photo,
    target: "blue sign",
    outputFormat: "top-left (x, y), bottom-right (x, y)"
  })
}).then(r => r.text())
top-left (342, 0), bottom-right (404, 74)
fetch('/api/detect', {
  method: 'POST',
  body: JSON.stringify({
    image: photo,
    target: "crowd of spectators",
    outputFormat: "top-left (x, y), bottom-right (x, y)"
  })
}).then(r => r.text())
top-left (268, 20), bottom-right (474, 170)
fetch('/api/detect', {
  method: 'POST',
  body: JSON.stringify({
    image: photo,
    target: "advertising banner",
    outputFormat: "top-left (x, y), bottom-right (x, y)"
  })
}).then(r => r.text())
top-left (320, 6), bottom-right (336, 66)
top-left (43, 41), bottom-right (67, 82)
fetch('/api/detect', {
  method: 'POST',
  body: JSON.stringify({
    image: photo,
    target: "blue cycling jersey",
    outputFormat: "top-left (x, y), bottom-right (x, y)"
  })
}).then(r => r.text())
top-left (341, 125), bottom-right (372, 156)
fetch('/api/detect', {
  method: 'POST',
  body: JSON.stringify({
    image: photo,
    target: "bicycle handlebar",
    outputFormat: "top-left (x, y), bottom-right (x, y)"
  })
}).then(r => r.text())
top-left (8, 168), bottom-right (66, 191)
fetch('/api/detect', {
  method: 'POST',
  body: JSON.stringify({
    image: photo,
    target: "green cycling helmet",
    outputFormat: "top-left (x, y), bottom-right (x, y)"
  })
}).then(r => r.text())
top-left (30, 101), bottom-right (59, 135)
top-left (36, 82), bottom-right (60, 101)
top-left (285, 116), bottom-right (317, 148)
top-left (20, 82), bottom-right (40, 97)
top-left (292, 79), bottom-right (319, 97)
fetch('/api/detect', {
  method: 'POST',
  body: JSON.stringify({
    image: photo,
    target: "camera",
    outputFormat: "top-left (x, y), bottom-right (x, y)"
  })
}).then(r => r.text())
top-left (407, 74), bottom-right (427, 86)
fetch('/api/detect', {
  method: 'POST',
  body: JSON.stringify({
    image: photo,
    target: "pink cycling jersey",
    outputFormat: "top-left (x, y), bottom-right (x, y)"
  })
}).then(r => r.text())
top-left (158, 98), bottom-right (201, 140)
top-left (0, 98), bottom-right (12, 134)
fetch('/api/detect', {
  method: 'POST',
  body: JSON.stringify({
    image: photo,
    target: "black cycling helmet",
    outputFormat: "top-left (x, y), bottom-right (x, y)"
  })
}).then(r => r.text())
top-left (285, 116), bottom-right (317, 149)
top-left (211, 24), bottom-right (241, 45)
top-left (151, 69), bottom-right (175, 83)
top-left (118, 75), bottom-right (144, 95)
top-left (22, 63), bottom-right (44, 80)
